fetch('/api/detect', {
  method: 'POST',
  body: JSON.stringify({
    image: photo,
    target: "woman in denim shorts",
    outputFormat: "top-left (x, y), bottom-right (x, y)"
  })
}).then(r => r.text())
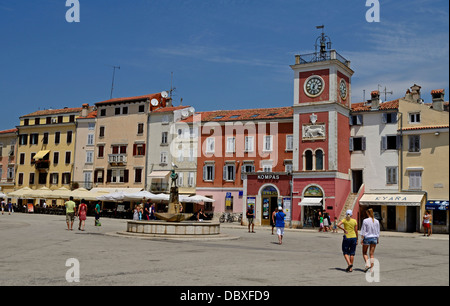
top-left (360, 208), bottom-right (380, 272)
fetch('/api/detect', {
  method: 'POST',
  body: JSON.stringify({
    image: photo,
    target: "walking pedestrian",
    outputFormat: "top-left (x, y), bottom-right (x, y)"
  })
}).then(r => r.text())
top-left (7, 201), bottom-right (13, 215)
top-left (246, 205), bottom-right (255, 233)
top-left (133, 205), bottom-right (139, 220)
top-left (95, 201), bottom-right (102, 226)
top-left (77, 199), bottom-right (88, 231)
top-left (337, 210), bottom-right (358, 272)
top-left (319, 214), bottom-right (324, 232)
top-left (423, 210), bottom-right (432, 237)
top-left (65, 197), bottom-right (77, 231)
top-left (275, 206), bottom-right (286, 245)
top-left (143, 199), bottom-right (151, 221)
top-left (1, 199), bottom-right (5, 215)
top-left (271, 206), bottom-right (279, 235)
top-left (360, 208), bottom-right (380, 272)
top-left (138, 206), bottom-right (143, 220)
top-left (150, 203), bottom-right (156, 220)
top-left (332, 217), bottom-right (338, 233)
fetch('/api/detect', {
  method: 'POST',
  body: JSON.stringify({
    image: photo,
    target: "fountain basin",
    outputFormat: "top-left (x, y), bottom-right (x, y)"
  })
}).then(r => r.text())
top-left (127, 220), bottom-right (220, 236)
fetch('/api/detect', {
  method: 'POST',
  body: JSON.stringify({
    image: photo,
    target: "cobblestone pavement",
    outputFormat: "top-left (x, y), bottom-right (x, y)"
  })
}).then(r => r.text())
top-left (0, 213), bottom-right (448, 286)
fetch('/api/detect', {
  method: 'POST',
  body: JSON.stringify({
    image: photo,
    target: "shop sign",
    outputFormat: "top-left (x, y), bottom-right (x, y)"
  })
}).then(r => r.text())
top-left (426, 200), bottom-right (449, 211)
top-left (257, 174), bottom-right (280, 180)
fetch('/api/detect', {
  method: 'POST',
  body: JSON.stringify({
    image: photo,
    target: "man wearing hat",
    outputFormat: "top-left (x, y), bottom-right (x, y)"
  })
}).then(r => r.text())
top-left (275, 206), bottom-right (286, 245)
top-left (337, 210), bottom-right (358, 272)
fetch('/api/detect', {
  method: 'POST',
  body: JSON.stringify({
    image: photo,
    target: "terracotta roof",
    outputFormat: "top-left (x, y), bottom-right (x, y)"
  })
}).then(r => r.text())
top-left (400, 125), bottom-right (449, 131)
top-left (0, 128), bottom-right (18, 134)
top-left (21, 107), bottom-right (83, 118)
top-left (78, 110), bottom-right (97, 119)
top-left (351, 99), bottom-right (399, 112)
top-left (180, 106), bottom-right (293, 123)
top-left (431, 89), bottom-right (445, 95)
top-left (152, 106), bottom-right (190, 113)
top-left (95, 93), bottom-right (163, 106)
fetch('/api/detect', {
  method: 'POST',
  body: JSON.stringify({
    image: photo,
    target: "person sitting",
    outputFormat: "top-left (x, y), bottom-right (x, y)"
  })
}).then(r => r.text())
top-left (197, 208), bottom-right (207, 221)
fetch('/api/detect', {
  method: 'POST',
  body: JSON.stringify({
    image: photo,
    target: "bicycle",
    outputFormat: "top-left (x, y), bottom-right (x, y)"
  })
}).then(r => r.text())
top-left (219, 212), bottom-right (232, 223)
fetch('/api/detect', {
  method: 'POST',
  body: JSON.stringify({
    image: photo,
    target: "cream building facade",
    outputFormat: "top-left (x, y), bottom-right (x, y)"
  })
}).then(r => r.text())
top-left (399, 87), bottom-right (449, 233)
top-left (72, 104), bottom-right (96, 190)
top-left (0, 128), bottom-right (17, 196)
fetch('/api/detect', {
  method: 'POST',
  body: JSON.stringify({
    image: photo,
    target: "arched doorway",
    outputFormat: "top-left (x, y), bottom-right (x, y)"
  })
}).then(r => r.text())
top-left (260, 185), bottom-right (279, 226)
top-left (302, 185), bottom-right (324, 228)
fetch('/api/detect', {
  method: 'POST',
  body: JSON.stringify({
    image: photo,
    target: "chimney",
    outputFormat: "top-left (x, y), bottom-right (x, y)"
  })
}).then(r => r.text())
top-left (371, 90), bottom-right (380, 110)
top-left (295, 54), bottom-right (300, 65)
top-left (404, 89), bottom-right (414, 102)
top-left (81, 103), bottom-right (89, 117)
top-left (410, 84), bottom-right (422, 103)
top-left (431, 89), bottom-right (445, 111)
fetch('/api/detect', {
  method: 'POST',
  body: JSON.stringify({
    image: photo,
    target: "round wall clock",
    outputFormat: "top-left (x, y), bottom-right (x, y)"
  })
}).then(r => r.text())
top-left (339, 79), bottom-right (347, 100)
top-left (304, 75), bottom-right (325, 98)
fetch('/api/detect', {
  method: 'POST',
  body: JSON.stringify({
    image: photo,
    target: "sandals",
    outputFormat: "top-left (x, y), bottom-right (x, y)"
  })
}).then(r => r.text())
top-left (345, 265), bottom-right (353, 272)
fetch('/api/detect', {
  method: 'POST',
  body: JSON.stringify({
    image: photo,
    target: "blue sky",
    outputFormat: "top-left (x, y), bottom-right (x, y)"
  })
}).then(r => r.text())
top-left (0, 0), bottom-right (448, 131)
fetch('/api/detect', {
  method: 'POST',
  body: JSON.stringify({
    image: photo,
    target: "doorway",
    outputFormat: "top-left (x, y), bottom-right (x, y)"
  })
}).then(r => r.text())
top-left (407, 206), bottom-right (418, 233)
top-left (261, 185), bottom-right (278, 226)
top-left (387, 206), bottom-right (396, 230)
top-left (352, 170), bottom-right (363, 193)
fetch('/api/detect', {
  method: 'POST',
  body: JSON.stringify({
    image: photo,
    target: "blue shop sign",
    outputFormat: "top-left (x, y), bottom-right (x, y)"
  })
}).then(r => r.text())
top-left (425, 200), bottom-right (449, 211)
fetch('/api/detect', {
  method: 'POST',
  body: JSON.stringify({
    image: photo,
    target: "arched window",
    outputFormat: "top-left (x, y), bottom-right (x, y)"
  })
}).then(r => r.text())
top-left (316, 149), bottom-right (324, 170)
top-left (305, 150), bottom-right (313, 171)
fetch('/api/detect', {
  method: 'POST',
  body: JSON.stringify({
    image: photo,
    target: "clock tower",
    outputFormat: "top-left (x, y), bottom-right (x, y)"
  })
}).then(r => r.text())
top-left (290, 27), bottom-right (354, 228)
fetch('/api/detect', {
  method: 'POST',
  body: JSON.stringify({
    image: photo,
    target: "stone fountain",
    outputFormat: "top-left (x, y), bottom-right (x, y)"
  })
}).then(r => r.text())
top-left (124, 167), bottom-right (225, 239)
top-left (153, 169), bottom-right (193, 222)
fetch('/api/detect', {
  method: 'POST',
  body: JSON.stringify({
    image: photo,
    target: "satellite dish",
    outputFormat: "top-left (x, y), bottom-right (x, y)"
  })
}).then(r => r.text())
top-left (151, 99), bottom-right (159, 107)
top-left (161, 91), bottom-right (169, 98)
top-left (181, 109), bottom-right (189, 119)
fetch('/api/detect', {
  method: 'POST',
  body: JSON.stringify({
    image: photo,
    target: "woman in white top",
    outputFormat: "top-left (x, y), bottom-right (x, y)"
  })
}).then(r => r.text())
top-left (360, 208), bottom-right (380, 272)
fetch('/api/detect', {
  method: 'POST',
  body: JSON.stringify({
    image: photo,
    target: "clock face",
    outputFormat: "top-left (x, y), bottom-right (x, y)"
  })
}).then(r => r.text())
top-left (304, 75), bottom-right (325, 98)
top-left (340, 79), bottom-right (347, 100)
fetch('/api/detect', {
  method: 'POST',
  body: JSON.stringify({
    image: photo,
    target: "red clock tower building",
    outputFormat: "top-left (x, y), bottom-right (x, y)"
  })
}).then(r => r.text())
top-left (290, 29), bottom-right (355, 228)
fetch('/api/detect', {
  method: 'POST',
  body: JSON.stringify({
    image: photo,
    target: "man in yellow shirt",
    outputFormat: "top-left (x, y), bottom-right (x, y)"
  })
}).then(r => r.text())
top-left (65, 196), bottom-right (77, 231)
top-left (337, 210), bottom-right (358, 272)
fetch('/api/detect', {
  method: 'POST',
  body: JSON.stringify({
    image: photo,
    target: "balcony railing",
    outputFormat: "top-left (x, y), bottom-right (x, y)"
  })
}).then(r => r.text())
top-left (150, 183), bottom-right (169, 193)
top-left (108, 154), bottom-right (127, 165)
top-left (297, 50), bottom-right (350, 67)
top-left (35, 160), bottom-right (50, 170)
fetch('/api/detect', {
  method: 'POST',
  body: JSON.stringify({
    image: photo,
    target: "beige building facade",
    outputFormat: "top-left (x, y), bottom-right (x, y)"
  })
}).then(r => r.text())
top-left (92, 93), bottom-right (171, 194)
top-left (399, 87), bottom-right (449, 233)
top-left (0, 128), bottom-right (18, 196)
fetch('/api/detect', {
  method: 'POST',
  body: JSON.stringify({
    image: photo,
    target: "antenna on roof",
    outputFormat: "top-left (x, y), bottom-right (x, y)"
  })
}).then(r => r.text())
top-left (378, 84), bottom-right (393, 102)
top-left (110, 65), bottom-right (120, 99)
top-left (169, 72), bottom-right (176, 99)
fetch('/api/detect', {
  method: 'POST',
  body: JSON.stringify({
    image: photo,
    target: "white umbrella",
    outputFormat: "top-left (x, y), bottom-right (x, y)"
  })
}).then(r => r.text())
top-left (186, 195), bottom-right (215, 203)
top-left (151, 193), bottom-right (170, 201)
top-left (7, 187), bottom-right (32, 199)
top-left (24, 187), bottom-right (53, 199)
top-left (0, 192), bottom-right (7, 198)
top-left (70, 188), bottom-right (95, 200)
top-left (97, 191), bottom-right (127, 202)
top-left (48, 187), bottom-right (72, 199)
top-left (123, 190), bottom-right (157, 201)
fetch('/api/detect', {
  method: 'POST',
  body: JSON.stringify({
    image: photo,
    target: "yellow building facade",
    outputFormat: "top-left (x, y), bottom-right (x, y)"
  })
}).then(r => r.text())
top-left (399, 88), bottom-right (449, 233)
top-left (14, 107), bottom-right (82, 207)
